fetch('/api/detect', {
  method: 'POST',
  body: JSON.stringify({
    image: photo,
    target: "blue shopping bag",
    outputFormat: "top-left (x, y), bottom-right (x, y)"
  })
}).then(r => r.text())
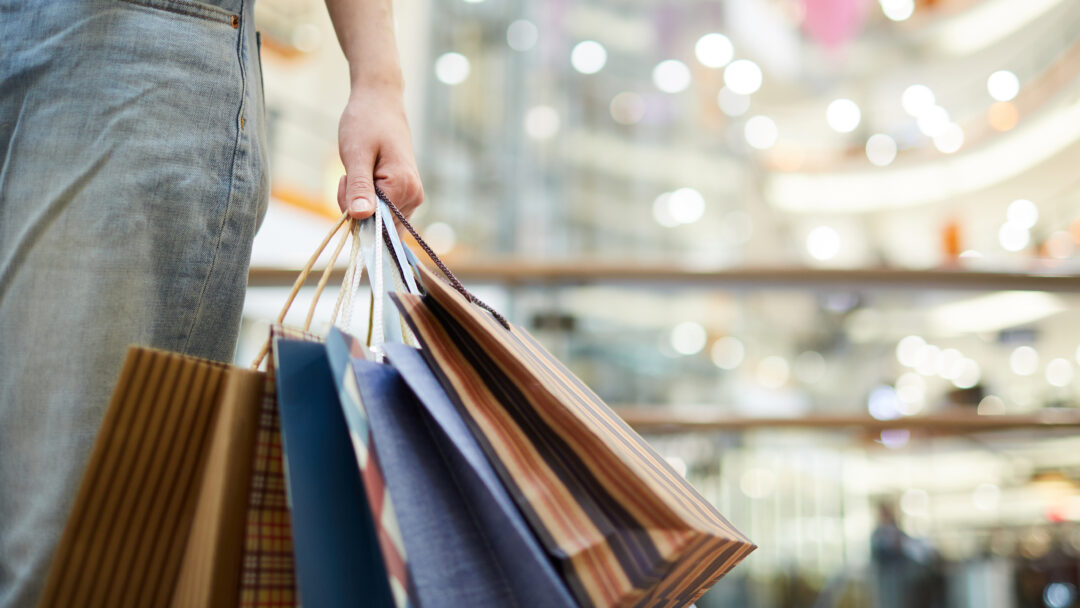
top-left (274, 339), bottom-right (396, 608)
top-left (324, 329), bottom-right (576, 607)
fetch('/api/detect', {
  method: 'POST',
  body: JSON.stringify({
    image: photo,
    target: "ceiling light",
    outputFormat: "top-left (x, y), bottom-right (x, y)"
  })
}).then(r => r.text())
top-left (571, 40), bottom-right (607, 74)
top-left (757, 356), bottom-right (790, 389)
top-left (987, 70), bottom-right (1020, 102)
top-left (915, 344), bottom-right (942, 377)
top-left (435, 52), bottom-right (470, 85)
top-left (764, 99), bottom-right (1080, 212)
top-left (695, 33), bottom-right (734, 68)
top-left (506, 20), bottom-right (538, 52)
top-left (901, 85), bottom-right (935, 116)
top-left (933, 123), bottom-right (964, 153)
top-left (896, 335), bottom-right (926, 367)
top-left (652, 193), bottom-right (679, 228)
top-left (998, 222), bottom-right (1030, 251)
top-left (1007, 199), bottom-right (1038, 228)
top-left (524, 105), bottom-right (559, 139)
top-left (1047, 358), bottom-right (1074, 387)
top-left (866, 134), bottom-right (897, 166)
top-left (717, 87), bottom-right (750, 117)
top-left (880, 0), bottom-right (915, 21)
top-left (826, 98), bottom-right (861, 133)
top-left (939, 348), bottom-right (964, 380)
top-left (1010, 346), bottom-right (1039, 376)
top-left (917, 105), bottom-right (950, 137)
top-left (668, 187), bottom-right (706, 224)
top-left (806, 226), bottom-right (840, 261)
top-left (653, 60), bottom-right (691, 93)
top-left (671, 322), bottom-right (707, 355)
top-left (744, 115), bottom-right (777, 149)
top-left (711, 337), bottom-right (745, 370)
top-left (724, 59), bottom-right (762, 95)
top-left (952, 359), bottom-right (981, 389)
top-left (869, 385), bottom-right (901, 420)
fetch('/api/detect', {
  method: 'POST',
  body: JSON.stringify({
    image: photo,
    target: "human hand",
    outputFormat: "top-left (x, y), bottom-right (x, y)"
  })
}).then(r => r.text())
top-left (336, 87), bottom-right (424, 220)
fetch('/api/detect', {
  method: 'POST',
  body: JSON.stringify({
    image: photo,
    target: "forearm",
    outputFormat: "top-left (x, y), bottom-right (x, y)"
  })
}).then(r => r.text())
top-left (325, 0), bottom-right (405, 93)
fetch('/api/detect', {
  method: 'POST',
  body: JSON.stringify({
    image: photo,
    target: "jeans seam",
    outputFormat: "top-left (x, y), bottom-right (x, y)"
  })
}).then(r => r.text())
top-left (181, 6), bottom-right (248, 356)
top-left (117, 0), bottom-right (237, 27)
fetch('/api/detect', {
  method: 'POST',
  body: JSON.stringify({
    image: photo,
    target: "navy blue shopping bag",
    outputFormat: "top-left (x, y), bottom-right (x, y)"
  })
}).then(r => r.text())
top-left (274, 339), bottom-right (396, 608)
top-left (324, 329), bottom-right (576, 607)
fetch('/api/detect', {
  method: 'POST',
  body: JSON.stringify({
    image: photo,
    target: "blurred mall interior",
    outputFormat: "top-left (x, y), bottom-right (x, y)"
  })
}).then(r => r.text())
top-left (242, 0), bottom-right (1080, 605)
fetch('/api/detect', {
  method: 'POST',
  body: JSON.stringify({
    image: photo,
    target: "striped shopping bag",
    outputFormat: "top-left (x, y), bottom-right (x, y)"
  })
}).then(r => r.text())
top-left (38, 348), bottom-right (264, 608)
top-left (324, 330), bottom-right (414, 607)
top-left (392, 264), bottom-right (755, 608)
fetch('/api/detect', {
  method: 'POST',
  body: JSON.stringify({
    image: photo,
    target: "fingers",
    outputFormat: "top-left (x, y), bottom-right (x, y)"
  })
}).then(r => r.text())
top-left (373, 157), bottom-right (425, 220)
top-left (341, 148), bottom-right (378, 219)
top-left (340, 142), bottom-right (424, 221)
top-left (335, 175), bottom-right (347, 214)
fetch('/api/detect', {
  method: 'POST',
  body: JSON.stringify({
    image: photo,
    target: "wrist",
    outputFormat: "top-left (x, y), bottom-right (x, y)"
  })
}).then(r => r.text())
top-left (349, 64), bottom-right (405, 95)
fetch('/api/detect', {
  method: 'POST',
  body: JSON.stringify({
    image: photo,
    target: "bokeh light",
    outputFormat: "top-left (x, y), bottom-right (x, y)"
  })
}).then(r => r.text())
top-left (435, 52), bottom-right (470, 85)
top-left (866, 134), bottom-right (898, 166)
top-left (987, 70), bottom-right (1020, 102)
top-left (571, 40), bottom-right (607, 74)
top-left (653, 60), bottom-right (692, 93)
top-left (695, 33), bottom-right (734, 68)
top-left (724, 59), bottom-right (763, 95)
top-left (745, 115), bottom-right (778, 150)
top-left (826, 99), bottom-right (861, 133)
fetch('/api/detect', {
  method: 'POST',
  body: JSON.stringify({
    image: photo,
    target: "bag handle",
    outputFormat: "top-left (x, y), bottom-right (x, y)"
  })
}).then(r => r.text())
top-left (375, 187), bottom-right (509, 329)
top-left (249, 188), bottom-right (508, 369)
top-left (249, 199), bottom-right (417, 367)
top-left (334, 199), bottom-right (421, 330)
top-left (250, 212), bottom-right (352, 369)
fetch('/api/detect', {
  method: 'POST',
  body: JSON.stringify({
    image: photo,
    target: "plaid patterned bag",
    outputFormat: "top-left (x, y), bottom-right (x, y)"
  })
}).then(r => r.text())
top-left (237, 325), bottom-right (318, 608)
top-left (393, 264), bottom-right (756, 608)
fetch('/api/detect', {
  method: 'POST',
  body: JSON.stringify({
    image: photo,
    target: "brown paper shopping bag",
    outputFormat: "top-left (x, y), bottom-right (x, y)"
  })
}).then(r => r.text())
top-left (39, 214), bottom-right (358, 608)
top-left (38, 348), bottom-right (264, 608)
top-left (394, 265), bottom-right (756, 607)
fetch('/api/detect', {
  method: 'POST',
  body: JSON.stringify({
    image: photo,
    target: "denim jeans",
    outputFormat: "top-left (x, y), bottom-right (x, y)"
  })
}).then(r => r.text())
top-left (0, 1), bottom-right (268, 605)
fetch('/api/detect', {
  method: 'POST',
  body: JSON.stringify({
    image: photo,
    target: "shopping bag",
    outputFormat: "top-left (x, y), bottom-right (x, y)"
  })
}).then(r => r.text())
top-left (325, 329), bottom-right (577, 607)
top-left (41, 211), bottom-right (368, 608)
top-left (238, 206), bottom-right (420, 608)
top-left (236, 324), bottom-right (313, 608)
top-left (39, 347), bottom-right (264, 608)
top-left (273, 338), bottom-right (396, 607)
top-left (392, 263), bottom-right (756, 607)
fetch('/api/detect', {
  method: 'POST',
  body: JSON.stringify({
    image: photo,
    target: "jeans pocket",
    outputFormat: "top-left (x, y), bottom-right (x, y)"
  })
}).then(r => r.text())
top-left (118, 0), bottom-right (239, 28)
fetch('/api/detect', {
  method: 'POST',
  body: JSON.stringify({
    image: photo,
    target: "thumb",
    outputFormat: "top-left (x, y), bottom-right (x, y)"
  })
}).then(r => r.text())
top-left (342, 151), bottom-right (377, 219)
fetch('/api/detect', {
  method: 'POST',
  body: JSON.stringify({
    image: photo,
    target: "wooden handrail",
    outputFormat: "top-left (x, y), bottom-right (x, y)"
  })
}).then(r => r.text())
top-left (249, 263), bottom-right (1080, 292)
top-left (612, 408), bottom-right (1080, 433)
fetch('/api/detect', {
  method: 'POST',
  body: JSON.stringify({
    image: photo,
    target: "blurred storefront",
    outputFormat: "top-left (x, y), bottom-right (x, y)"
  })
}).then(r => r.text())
top-left (244, 0), bottom-right (1080, 605)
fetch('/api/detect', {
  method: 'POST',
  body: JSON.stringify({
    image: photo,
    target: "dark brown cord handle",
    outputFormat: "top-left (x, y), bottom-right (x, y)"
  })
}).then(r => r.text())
top-left (375, 186), bottom-right (511, 329)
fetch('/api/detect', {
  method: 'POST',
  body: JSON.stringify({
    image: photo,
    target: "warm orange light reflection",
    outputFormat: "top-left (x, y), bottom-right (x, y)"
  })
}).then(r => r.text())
top-left (769, 146), bottom-right (806, 172)
top-left (988, 102), bottom-right (1019, 132)
top-left (1070, 218), bottom-right (1080, 244)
